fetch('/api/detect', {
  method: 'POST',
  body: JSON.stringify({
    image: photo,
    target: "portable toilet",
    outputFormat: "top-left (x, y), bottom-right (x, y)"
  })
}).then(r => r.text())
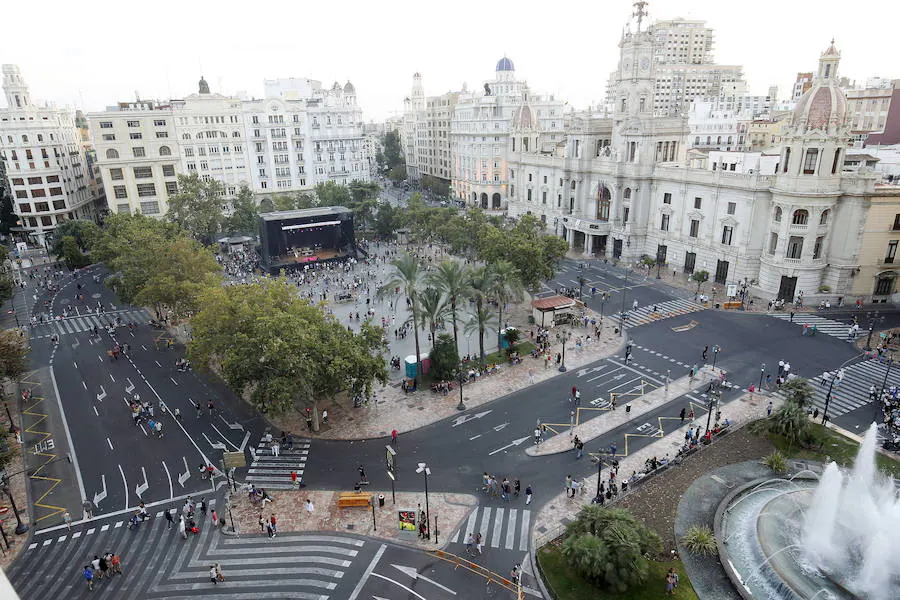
top-left (404, 353), bottom-right (430, 379)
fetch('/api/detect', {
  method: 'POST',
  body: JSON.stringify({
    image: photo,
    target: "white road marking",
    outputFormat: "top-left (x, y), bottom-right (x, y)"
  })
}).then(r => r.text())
top-left (106, 437), bottom-right (113, 450)
top-left (162, 460), bottom-right (173, 499)
top-left (347, 543), bottom-right (387, 600)
top-left (117, 464), bottom-right (129, 509)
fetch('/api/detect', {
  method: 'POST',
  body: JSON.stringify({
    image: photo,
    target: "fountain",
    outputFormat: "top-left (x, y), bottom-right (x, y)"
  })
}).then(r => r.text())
top-left (716, 424), bottom-right (900, 600)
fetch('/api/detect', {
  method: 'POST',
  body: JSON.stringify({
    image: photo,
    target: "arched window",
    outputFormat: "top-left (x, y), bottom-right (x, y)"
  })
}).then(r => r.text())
top-left (159, 146), bottom-right (171, 156)
top-left (182, 133), bottom-right (190, 140)
top-left (22, 135), bottom-right (28, 143)
top-left (623, 187), bottom-right (632, 201)
top-left (195, 133), bottom-right (203, 139)
top-left (819, 209), bottom-right (829, 225)
top-left (774, 207), bottom-right (782, 222)
top-left (596, 186), bottom-right (611, 222)
top-left (792, 209), bottom-right (809, 225)
top-left (106, 149), bottom-right (119, 159)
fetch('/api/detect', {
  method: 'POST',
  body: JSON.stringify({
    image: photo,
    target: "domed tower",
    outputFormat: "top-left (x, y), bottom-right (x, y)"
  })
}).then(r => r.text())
top-left (343, 81), bottom-right (356, 105)
top-left (495, 56), bottom-right (515, 83)
top-left (410, 72), bottom-right (425, 112)
top-left (510, 92), bottom-right (541, 154)
top-left (761, 41), bottom-right (851, 301)
top-left (3, 64), bottom-right (32, 109)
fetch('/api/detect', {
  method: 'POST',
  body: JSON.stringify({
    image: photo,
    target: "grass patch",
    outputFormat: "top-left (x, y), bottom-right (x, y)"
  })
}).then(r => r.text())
top-left (766, 423), bottom-right (900, 479)
top-left (483, 341), bottom-right (536, 365)
top-left (537, 544), bottom-right (698, 600)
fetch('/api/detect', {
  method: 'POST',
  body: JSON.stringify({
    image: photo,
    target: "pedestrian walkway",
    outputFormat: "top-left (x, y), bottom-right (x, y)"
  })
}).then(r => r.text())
top-left (775, 358), bottom-right (900, 418)
top-left (606, 298), bottom-right (706, 329)
top-left (246, 438), bottom-right (310, 490)
top-left (27, 309), bottom-right (151, 340)
top-left (767, 311), bottom-right (854, 340)
top-left (447, 505), bottom-right (532, 552)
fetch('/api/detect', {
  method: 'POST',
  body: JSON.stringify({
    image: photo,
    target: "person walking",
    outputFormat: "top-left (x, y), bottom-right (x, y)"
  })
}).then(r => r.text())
top-left (679, 407), bottom-right (686, 423)
top-left (164, 508), bottom-right (174, 529)
top-left (525, 484), bottom-right (533, 505)
top-left (209, 565), bottom-right (219, 585)
top-left (565, 475), bottom-right (573, 498)
top-left (269, 514), bottom-right (277, 537)
top-left (215, 563), bottom-right (225, 582)
top-left (63, 510), bottom-right (72, 530)
top-left (82, 499), bottom-right (93, 519)
top-left (178, 515), bottom-right (187, 540)
top-left (391, 429), bottom-right (398, 445)
top-left (211, 509), bottom-right (219, 529)
top-left (702, 345), bottom-right (709, 360)
top-left (632, 298), bottom-right (639, 311)
top-left (110, 553), bottom-right (122, 575)
top-left (83, 565), bottom-right (95, 591)
top-left (767, 402), bottom-right (773, 417)
top-left (575, 438), bottom-right (584, 459)
top-left (465, 533), bottom-right (476, 555)
top-left (358, 465), bottom-right (367, 482)
top-left (271, 439), bottom-right (280, 457)
top-left (475, 531), bottom-right (484, 555)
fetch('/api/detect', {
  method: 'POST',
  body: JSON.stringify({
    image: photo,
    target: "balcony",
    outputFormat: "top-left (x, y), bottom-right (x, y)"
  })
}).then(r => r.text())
top-left (789, 223), bottom-right (809, 233)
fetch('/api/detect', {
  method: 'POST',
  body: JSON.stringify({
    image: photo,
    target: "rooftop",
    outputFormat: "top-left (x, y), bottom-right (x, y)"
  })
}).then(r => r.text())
top-left (259, 206), bottom-right (352, 221)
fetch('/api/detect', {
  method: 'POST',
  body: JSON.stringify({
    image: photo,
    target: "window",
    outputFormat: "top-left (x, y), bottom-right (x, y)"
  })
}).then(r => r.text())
top-left (31, 189), bottom-right (46, 198)
top-left (721, 225), bottom-right (734, 245)
top-left (106, 149), bottom-right (119, 159)
top-left (783, 147), bottom-right (791, 173)
top-left (165, 181), bottom-right (178, 195)
top-left (15, 191), bottom-right (27, 199)
top-left (792, 209), bottom-right (809, 225)
top-left (102, 134), bottom-right (116, 141)
top-left (184, 148), bottom-right (194, 157)
top-left (802, 148), bottom-right (818, 174)
top-left (53, 200), bottom-right (66, 210)
top-left (129, 132), bottom-right (142, 140)
top-left (886, 241), bottom-right (898, 264)
top-left (49, 187), bottom-right (62, 196)
top-left (17, 202), bottom-right (30, 211)
top-left (41, 216), bottom-right (52, 227)
top-left (528, 173), bottom-right (532, 182)
top-left (140, 201), bottom-right (160, 215)
top-left (133, 166), bottom-right (152, 178)
top-left (28, 177), bottom-right (42, 185)
top-left (623, 207), bottom-right (629, 224)
top-left (159, 146), bottom-right (171, 156)
top-left (34, 202), bottom-right (50, 212)
top-left (786, 236), bottom-right (803, 259)
top-left (660, 214), bottom-right (670, 231)
top-left (99, 121), bottom-right (113, 129)
top-left (132, 147), bottom-right (146, 158)
top-left (813, 236), bottom-right (824, 260)
top-left (689, 219), bottom-right (699, 237)
top-left (768, 232), bottom-right (778, 255)
top-left (136, 183), bottom-right (156, 197)
top-left (543, 175), bottom-right (547, 184)
top-left (663, 193), bottom-right (672, 204)
top-left (117, 204), bottom-right (131, 214)
top-left (820, 210), bottom-right (829, 225)
top-left (113, 185), bottom-right (127, 199)
top-left (542, 191), bottom-right (547, 204)
top-left (126, 120), bottom-right (140, 127)
top-left (11, 178), bottom-right (23, 185)
top-left (774, 207), bottom-right (782, 222)
top-left (831, 149), bottom-right (841, 174)
top-left (162, 164), bottom-right (175, 177)
top-left (727, 202), bottom-right (736, 215)
top-left (624, 188), bottom-right (631, 201)
top-left (893, 214), bottom-right (900, 231)
top-left (527, 189), bottom-right (532, 202)
top-left (694, 197), bottom-right (702, 209)
top-left (153, 119), bottom-right (166, 127)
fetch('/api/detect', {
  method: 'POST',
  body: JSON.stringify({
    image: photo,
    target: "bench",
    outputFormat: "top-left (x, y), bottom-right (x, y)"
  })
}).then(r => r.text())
top-left (338, 492), bottom-right (372, 508)
top-left (722, 301), bottom-right (742, 310)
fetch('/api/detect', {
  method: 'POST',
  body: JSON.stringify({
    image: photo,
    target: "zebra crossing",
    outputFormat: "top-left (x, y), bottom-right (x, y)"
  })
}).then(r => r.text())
top-left (9, 501), bottom-right (368, 600)
top-left (767, 312), bottom-right (855, 340)
top-left (448, 504), bottom-right (532, 552)
top-left (606, 298), bottom-right (706, 328)
top-left (778, 359), bottom-right (900, 418)
top-left (246, 439), bottom-right (310, 489)
top-left (28, 309), bottom-right (152, 339)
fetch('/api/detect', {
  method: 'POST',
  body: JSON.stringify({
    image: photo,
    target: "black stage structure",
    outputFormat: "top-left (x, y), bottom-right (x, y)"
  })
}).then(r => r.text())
top-left (259, 206), bottom-right (356, 274)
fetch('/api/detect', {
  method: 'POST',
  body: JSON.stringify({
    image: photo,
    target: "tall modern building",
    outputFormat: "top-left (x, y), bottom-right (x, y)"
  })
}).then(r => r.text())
top-left (401, 73), bottom-right (426, 181)
top-left (0, 65), bottom-right (102, 245)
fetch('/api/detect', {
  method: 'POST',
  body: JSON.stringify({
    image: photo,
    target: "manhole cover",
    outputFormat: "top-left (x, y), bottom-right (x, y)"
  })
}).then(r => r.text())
top-left (91, 293), bottom-right (102, 299)
top-left (536, 525), bottom-right (547, 534)
top-left (345, 524), bottom-right (355, 530)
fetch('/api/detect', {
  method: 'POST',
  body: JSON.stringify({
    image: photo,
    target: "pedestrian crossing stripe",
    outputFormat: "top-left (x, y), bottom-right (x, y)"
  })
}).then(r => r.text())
top-left (27, 309), bottom-right (151, 339)
top-left (773, 359), bottom-right (900, 418)
top-left (606, 298), bottom-right (706, 328)
top-left (767, 312), bottom-right (858, 341)
top-left (449, 505), bottom-right (531, 552)
top-left (246, 441), bottom-right (310, 489)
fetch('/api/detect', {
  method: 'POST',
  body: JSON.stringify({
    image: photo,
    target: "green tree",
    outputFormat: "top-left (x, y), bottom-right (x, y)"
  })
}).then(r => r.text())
top-left (373, 203), bottom-right (399, 238)
top-left (378, 254), bottom-right (426, 384)
top-left (768, 399), bottom-right (811, 450)
top-left (464, 304), bottom-right (497, 366)
top-left (189, 280), bottom-right (386, 418)
top-left (427, 261), bottom-right (471, 350)
top-left (692, 270), bottom-right (710, 300)
top-left (0, 328), bottom-right (29, 383)
top-left (779, 377), bottom-right (814, 409)
top-left (49, 220), bottom-right (99, 263)
top-left (381, 130), bottom-right (403, 171)
top-left (271, 192), bottom-right (317, 212)
top-left (417, 287), bottom-right (450, 351)
top-left (258, 197), bottom-right (275, 213)
top-left (314, 181), bottom-right (351, 207)
top-left (166, 173), bottom-right (226, 244)
top-left (429, 333), bottom-right (459, 381)
top-left (60, 236), bottom-right (92, 270)
top-left (226, 185), bottom-right (259, 234)
top-left (488, 260), bottom-right (524, 353)
top-left (420, 175), bottom-right (450, 198)
top-left (561, 506), bottom-right (662, 593)
top-left (388, 165), bottom-right (407, 186)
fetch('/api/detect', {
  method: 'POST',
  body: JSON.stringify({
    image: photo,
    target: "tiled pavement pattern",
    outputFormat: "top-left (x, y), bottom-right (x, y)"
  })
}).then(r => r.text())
top-left (767, 311), bottom-right (855, 341)
top-left (27, 309), bottom-right (152, 340)
top-left (246, 438), bottom-right (310, 490)
top-left (606, 298), bottom-right (707, 329)
top-left (9, 497), bottom-right (374, 599)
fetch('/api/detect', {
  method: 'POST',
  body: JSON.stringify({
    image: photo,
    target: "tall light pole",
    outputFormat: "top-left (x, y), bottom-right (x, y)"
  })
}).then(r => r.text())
top-left (705, 384), bottom-right (721, 438)
top-left (416, 463), bottom-right (431, 541)
top-left (876, 353), bottom-right (894, 423)
top-left (821, 371), bottom-right (838, 425)
top-left (619, 267), bottom-right (629, 337)
top-left (712, 345), bottom-right (720, 371)
top-left (557, 330), bottom-right (570, 372)
top-left (758, 364), bottom-right (766, 390)
top-left (456, 369), bottom-right (466, 411)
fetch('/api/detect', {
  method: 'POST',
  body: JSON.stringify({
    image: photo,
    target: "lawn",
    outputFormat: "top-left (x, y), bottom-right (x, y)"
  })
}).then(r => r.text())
top-left (537, 545), bottom-right (698, 600)
top-left (483, 341), bottom-right (535, 365)
top-left (766, 423), bottom-right (900, 479)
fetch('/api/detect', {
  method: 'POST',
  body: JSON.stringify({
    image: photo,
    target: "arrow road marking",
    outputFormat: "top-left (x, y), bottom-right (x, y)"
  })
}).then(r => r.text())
top-left (135, 467), bottom-right (149, 498)
top-left (238, 431), bottom-right (251, 452)
top-left (451, 410), bottom-right (492, 427)
top-left (162, 460), bottom-right (173, 500)
top-left (576, 365), bottom-right (607, 378)
top-left (210, 424), bottom-right (241, 451)
top-left (488, 436), bottom-right (531, 456)
top-left (493, 422), bottom-right (509, 432)
top-left (220, 415), bottom-right (244, 431)
top-left (124, 378), bottom-right (135, 395)
top-left (391, 564), bottom-right (457, 595)
top-left (92, 475), bottom-right (107, 507)
top-left (178, 457), bottom-right (190, 488)
top-left (203, 433), bottom-right (226, 450)
top-left (118, 464), bottom-right (129, 510)
top-left (96, 385), bottom-right (107, 402)
top-left (371, 573), bottom-right (427, 600)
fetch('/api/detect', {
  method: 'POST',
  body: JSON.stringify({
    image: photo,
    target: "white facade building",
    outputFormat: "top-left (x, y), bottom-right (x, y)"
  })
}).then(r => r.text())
top-left (0, 65), bottom-right (101, 244)
top-left (401, 73), bottom-right (426, 180)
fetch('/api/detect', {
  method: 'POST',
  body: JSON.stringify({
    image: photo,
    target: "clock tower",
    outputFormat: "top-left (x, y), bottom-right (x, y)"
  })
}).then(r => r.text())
top-left (613, 1), bottom-right (655, 121)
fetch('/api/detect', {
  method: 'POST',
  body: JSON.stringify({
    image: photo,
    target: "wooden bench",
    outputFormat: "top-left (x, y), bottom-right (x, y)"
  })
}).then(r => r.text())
top-left (722, 301), bottom-right (742, 310)
top-left (338, 492), bottom-right (372, 508)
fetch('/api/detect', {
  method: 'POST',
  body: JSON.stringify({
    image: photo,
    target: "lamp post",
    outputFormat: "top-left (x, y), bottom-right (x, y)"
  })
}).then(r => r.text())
top-left (655, 250), bottom-right (663, 279)
top-left (619, 267), bottom-right (629, 337)
top-left (821, 370), bottom-right (838, 425)
top-left (866, 324), bottom-right (875, 352)
top-left (712, 345), bottom-right (720, 371)
top-left (876, 353), bottom-right (894, 423)
top-left (1, 477), bottom-right (28, 535)
top-left (577, 275), bottom-right (586, 301)
top-left (456, 369), bottom-right (466, 411)
top-left (705, 384), bottom-right (721, 439)
top-left (416, 463), bottom-right (431, 541)
top-left (557, 330), bottom-right (570, 372)
top-left (595, 454), bottom-right (605, 499)
top-left (759, 364), bottom-right (766, 391)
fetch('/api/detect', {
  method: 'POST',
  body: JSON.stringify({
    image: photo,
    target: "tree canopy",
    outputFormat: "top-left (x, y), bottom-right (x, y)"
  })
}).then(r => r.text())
top-left (166, 173), bottom-right (226, 244)
top-left (380, 130), bottom-right (404, 173)
top-left (225, 185), bottom-right (259, 235)
top-left (188, 279), bottom-right (387, 415)
top-left (50, 220), bottom-right (99, 266)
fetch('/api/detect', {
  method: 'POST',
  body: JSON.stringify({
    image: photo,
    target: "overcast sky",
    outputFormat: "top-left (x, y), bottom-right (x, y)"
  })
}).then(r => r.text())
top-left (2, 0), bottom-right (897, 121)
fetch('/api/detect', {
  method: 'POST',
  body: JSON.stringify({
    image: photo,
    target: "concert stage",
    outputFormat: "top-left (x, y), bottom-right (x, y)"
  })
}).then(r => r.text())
top-left (259, 206), bottom-right (356, 274)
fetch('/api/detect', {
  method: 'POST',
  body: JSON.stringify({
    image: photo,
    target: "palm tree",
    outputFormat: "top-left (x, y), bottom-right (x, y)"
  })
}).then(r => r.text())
top-left (488, 260), bottom-right (524, 353)
top-left (427, 260), bottom-right (471, 349)
top-left (378, 253), bottom-right (425, 384)
top-left (466, 265), bottom-right (495, 364)
top-left (417, 287), bottom-right (450, 351)
top-left (464, 304), bottom-right (497, 366)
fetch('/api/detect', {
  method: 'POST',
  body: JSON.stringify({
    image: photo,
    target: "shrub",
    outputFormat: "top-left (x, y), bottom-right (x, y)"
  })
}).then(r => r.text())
top-left (762, 450), bottom-right (788, 474)
top-left (681, 525), bottom-right (717, 556)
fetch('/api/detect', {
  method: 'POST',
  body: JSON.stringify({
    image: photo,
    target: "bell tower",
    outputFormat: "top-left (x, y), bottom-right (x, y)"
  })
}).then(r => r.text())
top-left (2, 65), bottom-right (32, 110)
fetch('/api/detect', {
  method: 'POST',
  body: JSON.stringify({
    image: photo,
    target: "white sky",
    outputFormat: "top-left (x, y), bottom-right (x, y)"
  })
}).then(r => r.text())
top-left (2, 0), bottom-right (897, 121)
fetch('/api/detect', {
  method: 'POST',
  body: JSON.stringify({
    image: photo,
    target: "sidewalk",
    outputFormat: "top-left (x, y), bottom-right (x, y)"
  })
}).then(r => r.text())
top-left (270, 308), bottom-right (626, 440)
top-left (225, 487), bottom-right (477, 551)
top-left (526, 366), bottom-right (718, 457)
top-left (529, 389), bottom-right (781, 549)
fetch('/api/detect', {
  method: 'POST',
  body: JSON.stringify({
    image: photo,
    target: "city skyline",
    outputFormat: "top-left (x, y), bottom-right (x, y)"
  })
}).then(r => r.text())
top-left (2, 0), bottom-right (899, 121)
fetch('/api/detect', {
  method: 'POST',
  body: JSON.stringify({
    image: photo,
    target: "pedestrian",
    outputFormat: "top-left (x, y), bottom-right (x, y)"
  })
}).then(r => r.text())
top-left (778, 360), bottom-right (785, 377)
top-left (391, 429), bottom-right (398, 445)
top-left (291, 470), bottom-right (299, 488)
top-left (688, 407), bottom-right (695, 420)
top-left (533, 427), bottom-right (541, 445)
top-left (465, 532), bottom-right (475, 555)
top-left (767, 402), bottom-right (773, 416)
top-left (576, 439), bottom-right (584, 459)
top-left (511, 564), bottom-right (520, 584)
top-left (211, 509), bottom-right (218, 529)
top-left (666, 570), bottom-right (676, 595)
top-left (207, 399), bottom-right (215, 416)
top-left (525, 484), bottom-right (533, 505)
top-left (98, 554), bottom-right (109, 579)
top-left (305, 498), bottom-right (314, 517)
top-left (574, 389), bottom-right (581, 405)
top-left (271, 439), bottom-right (280, 457)
top-left (174, 407), bottom-right (182, 421)
top-left (196, 405), bottom-right (202, 419)
top-left (199, 497), bottom-right (207, 515)
top-left (305, 411), bottom-right (313, 431)
top-left (63, 510), bottom-right (72, 530)
top-left (514, 479), bottom-right (521, 497)
top-left (358, 465), bottom-right (367, 482)
top-left (82, 499), bottom-right (93, 519)
top-left (475, 531), bottom-right (484, 555)
top-left (565, 475), bottom-right (573, 498)
top-left (679, 407), bottom-right (686, 423)
top-left (321, 409), bottom-right (328, 424)
top-left (92, 556), bottom-right (103, 580)
top-left (258, 514), bottom-right (265, 532)
top-left (632, 298), bottom-right (639, 311)
top-left (111, 553), bottom-right (122, 575)
top-left (210, 565), bottom-right (218, 585)
top-left (215, 563), bottom-right (225, 582)
top-left (702, 345), bottom-right (708, 360)
top-left (164, 508), bottom-right (175, 529)
top-left (83, 565), bottom-right (94, 591)
top-left (179, 515), bottom-right (187, 540)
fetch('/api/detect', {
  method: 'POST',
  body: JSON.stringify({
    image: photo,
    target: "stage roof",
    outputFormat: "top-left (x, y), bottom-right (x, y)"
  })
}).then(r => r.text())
top-left (259, 206), bottom-right (352, 222)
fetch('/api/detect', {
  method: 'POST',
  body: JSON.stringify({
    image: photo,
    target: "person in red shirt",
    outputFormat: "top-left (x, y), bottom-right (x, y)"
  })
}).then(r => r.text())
top-left (270, 514), bottom-right (277, 536)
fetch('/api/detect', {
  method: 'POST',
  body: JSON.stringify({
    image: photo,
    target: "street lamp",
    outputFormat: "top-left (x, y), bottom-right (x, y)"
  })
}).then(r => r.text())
top-left (759, 364), bottom-right (766, 391)
top-left (821, 370), bottom-right (838, 425)
top-left (619, 267), bottom-right (630, 337)
top-left (416, 463), bottom-right (431, 541)
top-left (866, 324), bottom-right (875, 351)
top-left (655, 250), bottom-right (663, 280)
top-left (705, 383), bottom-right (721, 440)
top-left (876, 353), bottom-right (894, 423)
top-left (557, 330), bottom-right (571, 372)
top-left (455, 369), bottom-right (466, 411)
top-left (595, 453), bottom-right (606, 499)
top-left (577, 275), bottom-right (587, 301)
top-left (712, 345), bottom-right (721, 371)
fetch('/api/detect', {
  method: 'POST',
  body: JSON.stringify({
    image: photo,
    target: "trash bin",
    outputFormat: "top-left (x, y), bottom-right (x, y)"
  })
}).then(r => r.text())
top-left (378, 494), bottom-right (385, 507)
top-left (626, 403), bottom-right (632, 413)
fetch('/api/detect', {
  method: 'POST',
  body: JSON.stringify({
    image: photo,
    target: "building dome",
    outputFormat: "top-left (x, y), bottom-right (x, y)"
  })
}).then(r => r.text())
top-left (512, 103), bottom-right (539, 131)
top-left (496, 57), bottom-right (515, 72)
top-left (343, 81), bottom-right (355, 94)
top-left (790, 42), bottom-right (847, 134)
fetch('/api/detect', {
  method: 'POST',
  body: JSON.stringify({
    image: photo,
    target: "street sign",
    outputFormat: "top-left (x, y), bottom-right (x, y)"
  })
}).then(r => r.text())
top-left (223, 451), bottom-right (246, 469)
top-left (385, 445), bottom-right (396, 473)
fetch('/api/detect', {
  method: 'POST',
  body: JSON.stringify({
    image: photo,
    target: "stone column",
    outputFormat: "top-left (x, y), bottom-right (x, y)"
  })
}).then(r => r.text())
top-left (583, 234), bottom-right (594, 256)
top-left (568, 229), bottom-right (576, 251)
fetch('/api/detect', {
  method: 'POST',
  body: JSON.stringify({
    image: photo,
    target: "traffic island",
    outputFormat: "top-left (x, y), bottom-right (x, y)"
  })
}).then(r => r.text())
top-left (224, 488), bottom-right (477, 550)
